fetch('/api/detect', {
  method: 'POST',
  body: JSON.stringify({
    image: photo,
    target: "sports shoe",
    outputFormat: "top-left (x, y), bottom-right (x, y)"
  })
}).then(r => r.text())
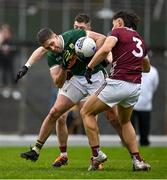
top-left (88, 150), bottom-right (107, 171)
top-left (133, 159), bottom-right (151, 171)
top-left (52, 156), bottom-right (68, 167)
top-left (20, 147), bottom-right (39, 162)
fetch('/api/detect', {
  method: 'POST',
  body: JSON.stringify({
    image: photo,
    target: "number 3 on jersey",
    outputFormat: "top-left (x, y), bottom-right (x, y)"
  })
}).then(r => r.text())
top-left (132, 37), bottom-right (143, 57)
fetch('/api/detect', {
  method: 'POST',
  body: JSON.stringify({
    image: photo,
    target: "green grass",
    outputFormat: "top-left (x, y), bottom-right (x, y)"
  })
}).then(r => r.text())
top-left (0, 146), bottom-right (166, 179)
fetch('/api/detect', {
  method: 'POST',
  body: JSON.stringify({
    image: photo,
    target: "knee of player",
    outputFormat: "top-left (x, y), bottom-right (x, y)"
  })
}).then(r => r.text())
top-left (57, 115), bottom-right (67, 125)
top-left (49, 106), bottom-right (60, 120)
top-left (80, 107), bottom-right (89, 120)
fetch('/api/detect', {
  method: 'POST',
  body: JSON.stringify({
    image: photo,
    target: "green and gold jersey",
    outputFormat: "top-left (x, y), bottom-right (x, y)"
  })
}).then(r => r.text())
top-left (47, 29), bottom-right (104, 76)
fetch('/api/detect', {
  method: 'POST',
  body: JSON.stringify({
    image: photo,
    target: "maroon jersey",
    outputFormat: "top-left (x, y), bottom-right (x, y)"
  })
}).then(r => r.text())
top-left (108, 27), bottom-right (147, 83)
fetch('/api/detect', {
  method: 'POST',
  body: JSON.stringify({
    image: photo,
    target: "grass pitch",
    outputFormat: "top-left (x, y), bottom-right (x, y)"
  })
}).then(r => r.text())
top-left (0, 146), bottom-right (166, 179)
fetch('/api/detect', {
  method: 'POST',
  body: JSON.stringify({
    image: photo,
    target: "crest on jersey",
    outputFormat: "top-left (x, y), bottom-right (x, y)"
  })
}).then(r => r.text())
top-left (69, 43), bottom-right (75, 49)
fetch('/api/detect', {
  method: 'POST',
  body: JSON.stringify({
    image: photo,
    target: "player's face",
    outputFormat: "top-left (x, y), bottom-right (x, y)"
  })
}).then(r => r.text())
top-left (73, 21), bottom-right (91, 30)
top-left (43, 34), bottom-right (63, 53)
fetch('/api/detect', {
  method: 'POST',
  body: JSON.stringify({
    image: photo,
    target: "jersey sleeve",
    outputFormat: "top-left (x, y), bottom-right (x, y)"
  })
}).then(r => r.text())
top-left (47, 51), bottom-right (62, 68)
top-left (108, 29), bottom-right (119, 41)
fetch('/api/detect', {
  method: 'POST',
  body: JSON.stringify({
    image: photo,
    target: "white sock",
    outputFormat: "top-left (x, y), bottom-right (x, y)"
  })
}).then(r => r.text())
top-left (32, 146), bottom-right (40, 154)
top-left (60, 152), bottom-right (67, 157)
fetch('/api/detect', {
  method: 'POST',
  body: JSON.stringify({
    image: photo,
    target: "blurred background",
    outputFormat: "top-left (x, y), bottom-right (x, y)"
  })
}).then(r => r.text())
top-left (0, 0), bottom-right (167, 136)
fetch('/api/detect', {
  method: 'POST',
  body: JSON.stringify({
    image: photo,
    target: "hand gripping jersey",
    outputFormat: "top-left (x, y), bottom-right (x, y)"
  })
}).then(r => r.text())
top-left (47, 29), bottom-right (104, 76)
top-left (108, 27), bottom-right (147, 83)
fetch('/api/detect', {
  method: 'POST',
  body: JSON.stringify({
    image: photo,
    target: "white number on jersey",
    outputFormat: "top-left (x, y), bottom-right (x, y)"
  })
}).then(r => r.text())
top-left (132, 37), bottom-right (143, 57)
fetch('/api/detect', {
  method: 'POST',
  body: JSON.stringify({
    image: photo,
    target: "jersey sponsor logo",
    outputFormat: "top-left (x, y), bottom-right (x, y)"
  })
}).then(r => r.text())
top-left (64, 50), bottom-right (77, 69)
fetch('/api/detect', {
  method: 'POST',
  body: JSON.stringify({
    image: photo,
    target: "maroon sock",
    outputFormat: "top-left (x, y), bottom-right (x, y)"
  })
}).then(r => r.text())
top-left (131, 152), bottom-right (142, 161)
top-left (59, 146), bottom-right (67, 153)
top-left (91, 145), bottom-right (100, 157)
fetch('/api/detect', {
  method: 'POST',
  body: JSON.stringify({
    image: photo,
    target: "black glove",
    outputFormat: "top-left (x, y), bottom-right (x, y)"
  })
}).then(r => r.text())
top-left (84, 66), bottom-right (93, 84)
top-left (100, 60), bottom-right (109, 67)
top-left (15, 65), bottom-right (29, 83)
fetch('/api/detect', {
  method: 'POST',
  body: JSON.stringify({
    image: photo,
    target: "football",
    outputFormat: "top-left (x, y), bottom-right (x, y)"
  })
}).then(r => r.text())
top-left (75, 37), bottom-right (96, 58)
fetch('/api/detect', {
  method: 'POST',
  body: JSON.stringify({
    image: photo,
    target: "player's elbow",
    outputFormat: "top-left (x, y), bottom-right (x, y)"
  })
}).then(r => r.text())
top-left (142, 56), bottom-right (151, 73)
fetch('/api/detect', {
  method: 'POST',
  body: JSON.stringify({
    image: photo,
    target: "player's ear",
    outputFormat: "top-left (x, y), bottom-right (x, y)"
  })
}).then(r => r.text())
top-left (117, 18), bottom-right (124, 27)
top-left (53, 33), bottom-right (58, 39)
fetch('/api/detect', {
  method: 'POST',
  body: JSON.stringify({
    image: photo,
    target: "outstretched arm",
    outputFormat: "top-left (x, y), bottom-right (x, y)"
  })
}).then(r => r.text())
top-left (15, 46), bottom-right (47, 82)
top-left (25, 46), bottom-right (47, 67)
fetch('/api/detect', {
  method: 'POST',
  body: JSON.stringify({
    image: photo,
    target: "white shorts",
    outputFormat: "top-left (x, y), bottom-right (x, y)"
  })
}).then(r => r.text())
top-left (97, 78), bottom-right (141, 108)
top-left (58, 71), bottom-right (105, 103)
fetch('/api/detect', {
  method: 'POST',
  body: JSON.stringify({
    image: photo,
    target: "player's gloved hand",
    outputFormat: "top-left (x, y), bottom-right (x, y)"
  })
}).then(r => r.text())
top-left (84, 66), bottom-right (93, 84)
top-left (15, 65), bottom-right (29, 83)
top-left (100, 60), bottom-right (109, 67)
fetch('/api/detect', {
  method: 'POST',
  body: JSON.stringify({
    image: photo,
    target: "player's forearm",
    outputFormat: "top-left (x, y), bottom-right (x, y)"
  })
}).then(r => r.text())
top-left (15, 46), bottom-right (47, 82)
top-left (87, 30), bottom-right (106, 50)
top-left (25, 46), bottom-right (47, 68)
top-left (95, 35), bottom-right (106, 50)
top-left (106, 52), bottom-right (113, 63)
top-left (56, 71), bottom-right (67, 88)
top-left (51, 68), bottom-right (67, 88)
top-left (88, 47), bottom-right (109, 69)
top-left (142, 55), bottom-right (150, 73)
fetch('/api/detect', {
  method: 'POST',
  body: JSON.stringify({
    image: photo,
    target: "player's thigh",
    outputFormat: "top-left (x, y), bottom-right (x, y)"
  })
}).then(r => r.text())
top-left (81, 94), bottom-right (109, 116)
top-left (87, 70), bottom-right (105, 95)
top-left (58, 80), bottom-right (85, 103)
top-left (53, 94), bottom-right (75, 114)
top-left (117, 105), bottom-right (134, 124)
top-left (104, 105), bottom-right (118, 121)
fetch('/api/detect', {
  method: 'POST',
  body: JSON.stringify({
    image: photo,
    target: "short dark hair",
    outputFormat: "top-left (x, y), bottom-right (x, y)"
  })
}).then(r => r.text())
top-left (37, 28), bottom-right (54, 45)
top-left (112, 11), bottom-right (140, 30)
top-left (75, 13), bottom-right (91, 25)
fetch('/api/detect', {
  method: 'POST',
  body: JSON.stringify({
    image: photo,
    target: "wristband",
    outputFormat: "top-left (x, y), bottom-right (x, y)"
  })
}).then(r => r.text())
top-left (25, 62), bottom-right (31, 68)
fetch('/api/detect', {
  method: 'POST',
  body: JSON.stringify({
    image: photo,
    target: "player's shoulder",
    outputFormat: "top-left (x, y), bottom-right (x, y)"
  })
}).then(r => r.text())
top-left (108, 27), bottom-right (127, 38)
top-left (111, 27), bottom-right (137, 35)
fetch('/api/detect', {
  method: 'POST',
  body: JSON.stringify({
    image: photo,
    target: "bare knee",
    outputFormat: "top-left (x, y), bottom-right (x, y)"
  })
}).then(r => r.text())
top-left (57, 114), bottom-right (67, 126)
top-left (80, 110), bottom-right (95, 131)
top-left (48, 106), bottom-right (62, 123)
top-left (80, 105), bottom-right (94, 120)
